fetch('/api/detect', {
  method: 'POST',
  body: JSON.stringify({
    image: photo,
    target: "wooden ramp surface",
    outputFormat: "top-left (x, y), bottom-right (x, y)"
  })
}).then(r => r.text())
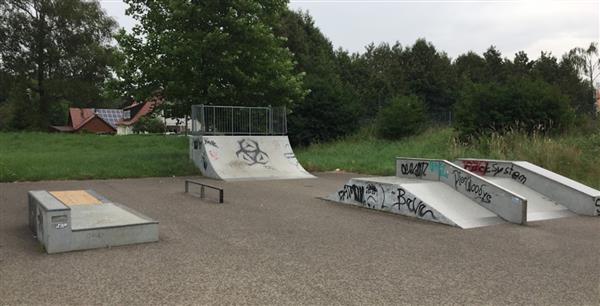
top-left (50, 190), bottom-right (102, 206)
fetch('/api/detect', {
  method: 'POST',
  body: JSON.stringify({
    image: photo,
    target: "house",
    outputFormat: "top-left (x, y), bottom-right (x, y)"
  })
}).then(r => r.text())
top-left (50, 108), bottom-right (121, 134)
top-left (116, 98), bottom-right (161, 135)
top-left (51, 97), bottom-right (190, 135)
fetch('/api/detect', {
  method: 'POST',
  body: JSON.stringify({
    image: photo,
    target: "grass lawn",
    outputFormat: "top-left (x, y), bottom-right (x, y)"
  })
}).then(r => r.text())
top-left (1, 128), bottom-right (599, 190)
top-left (0, 132), bottom-right (198, 182)
top-left (296, 127), bottom-right (600, 189)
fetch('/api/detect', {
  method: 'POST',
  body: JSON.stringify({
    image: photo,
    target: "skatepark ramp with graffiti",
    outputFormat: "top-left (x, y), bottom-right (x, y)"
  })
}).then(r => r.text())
top-left (456, 158), bottom-right (600, 217)
top-left (189, 105), bottom-right (314, 181)
top-left (326, 157), bottom-right (600, 228)
top-left (189, 135), bottom-right (314, 181)
top-left (326, 158), bottom-right (527, 229)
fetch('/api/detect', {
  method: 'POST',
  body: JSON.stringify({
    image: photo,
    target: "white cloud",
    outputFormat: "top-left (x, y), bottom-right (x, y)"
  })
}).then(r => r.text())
top-left (98, 0), bottom-right (599, 60)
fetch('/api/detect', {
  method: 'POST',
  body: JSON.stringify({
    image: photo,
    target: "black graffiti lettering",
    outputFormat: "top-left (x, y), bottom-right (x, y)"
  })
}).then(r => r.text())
top-left (365, 184), bottom-right (378, 208)
top-left (193, 139), bottom-right (201, 150)
top-left (392, 188), bottom-right (436, 219)
top-left (203, 139), bottom-right (219, 148)
top-left (235, 139), bottom-right (270, 165)
top-left (490, 163), bottom-right (504, 176)
top-left (338, 184), bottom-right (364, 203)
top-left (595, 198), bottom-right (600, 215)
top-left (400, 162), bottom-right (429, 177)
top-left (452, 170), bottom-right (493, 203)
top-left (511, 171), bottom-right (527, 184)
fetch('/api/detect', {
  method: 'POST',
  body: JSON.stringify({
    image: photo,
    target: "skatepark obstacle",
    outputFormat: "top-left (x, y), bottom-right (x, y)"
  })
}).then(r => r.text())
top-left (327, 157), bottom-right (599, 228)
top-left (185, 179), bottom-right (224, 203)
top-left (326, 158), bottom-right (527, 229)
top-left (456, 158), bottom-right (600, 217)
top-left (189, 105), bottom-right (314, 181)
top-left (28, 190), bottom-right (158, 253)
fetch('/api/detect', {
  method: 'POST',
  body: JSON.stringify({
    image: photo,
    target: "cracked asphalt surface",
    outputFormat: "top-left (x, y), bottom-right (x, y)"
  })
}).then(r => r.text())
top-left (1, 173), bottom-right (598, 305)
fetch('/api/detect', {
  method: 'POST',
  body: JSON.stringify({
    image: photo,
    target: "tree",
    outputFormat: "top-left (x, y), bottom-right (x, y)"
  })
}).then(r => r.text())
top-left (454, 77), bottom-right (574, 138)
top-left (116, 0), bottom-right (304, 121)
top-left (454, 51), bottom-right (487, 83)
top-left (571, 42), bottom-right (600, 113)
top-left (375, 95), bottom-right (426, 139)
top-left (0, 0), bottom-right (117, 129)
top-left (274, 9), bottom-right (358, 145)
top-left (404, 39), bottom-right (456, 113)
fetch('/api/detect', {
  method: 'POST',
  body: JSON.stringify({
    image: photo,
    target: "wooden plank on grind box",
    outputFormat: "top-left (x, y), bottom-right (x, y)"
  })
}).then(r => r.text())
top-left (49, 190), bottom-right (103, 206)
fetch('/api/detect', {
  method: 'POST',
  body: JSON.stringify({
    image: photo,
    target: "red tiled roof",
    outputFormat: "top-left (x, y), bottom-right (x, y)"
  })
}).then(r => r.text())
top-left (69, 108), bottom-right (96, 129)
top-left (52, 107), bottom-right (116, 133)
top-left (117, 98), bottom-right (162, 126)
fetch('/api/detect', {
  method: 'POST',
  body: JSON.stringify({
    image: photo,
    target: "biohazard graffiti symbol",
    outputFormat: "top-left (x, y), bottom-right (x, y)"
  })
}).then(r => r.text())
top-left (236, 139), bottom-right (270, 165)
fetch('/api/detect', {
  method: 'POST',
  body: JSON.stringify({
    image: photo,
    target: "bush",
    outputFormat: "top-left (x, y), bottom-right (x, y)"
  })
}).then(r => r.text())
top-left (133, 116), bottom-right (165, 134)
top-left (454, 77), bottom-right (575, 139)
top-left (375, 95), bottom-right (427, 139)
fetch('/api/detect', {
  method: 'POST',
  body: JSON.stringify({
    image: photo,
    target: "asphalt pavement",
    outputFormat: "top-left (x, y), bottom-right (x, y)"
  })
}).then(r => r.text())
top-left (0, 173), bottom-right (598, 305)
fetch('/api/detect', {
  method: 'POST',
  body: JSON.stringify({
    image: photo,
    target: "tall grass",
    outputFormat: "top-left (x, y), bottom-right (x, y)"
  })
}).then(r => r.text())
top-left (296, 127), bottom-right (600, 189)
top-left (0, 132), bottom-right (199, 182)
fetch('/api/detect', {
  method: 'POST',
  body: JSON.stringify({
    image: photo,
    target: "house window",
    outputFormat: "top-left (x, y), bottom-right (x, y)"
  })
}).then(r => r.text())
top-left (123, 110), bottom-right (131, 120)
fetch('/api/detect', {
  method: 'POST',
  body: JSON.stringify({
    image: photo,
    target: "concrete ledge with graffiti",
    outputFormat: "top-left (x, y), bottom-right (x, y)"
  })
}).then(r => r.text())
top-left (396, 158), bottom-right (527, 224)
top-left (189, 135), bottom-right (315, 181)
top-left (457, 159), bottom-right (600, 217)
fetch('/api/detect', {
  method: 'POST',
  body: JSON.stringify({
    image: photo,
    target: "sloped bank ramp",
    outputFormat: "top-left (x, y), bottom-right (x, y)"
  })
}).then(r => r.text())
top-left (189, 135), bottom-right (315, 181)
top-left (456, 158), bottom-right (600, 218)
top-left (325, 158), bottom-right (528, 229)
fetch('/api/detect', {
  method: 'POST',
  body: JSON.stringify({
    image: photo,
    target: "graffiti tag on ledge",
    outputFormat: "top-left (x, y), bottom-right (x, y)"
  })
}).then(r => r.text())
top-left (452, 170), bottom-right (492, 203)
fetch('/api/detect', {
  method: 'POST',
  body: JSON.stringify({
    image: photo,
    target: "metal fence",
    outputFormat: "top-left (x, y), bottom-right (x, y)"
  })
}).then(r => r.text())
top-left (191, 105), bottom-right (287, 135)
top-left (429, 111), bottom-right (453, 125)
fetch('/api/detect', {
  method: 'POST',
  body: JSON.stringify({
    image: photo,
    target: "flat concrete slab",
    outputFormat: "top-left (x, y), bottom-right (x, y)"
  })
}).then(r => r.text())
top-left (1, 174), bottom-right (599, 305)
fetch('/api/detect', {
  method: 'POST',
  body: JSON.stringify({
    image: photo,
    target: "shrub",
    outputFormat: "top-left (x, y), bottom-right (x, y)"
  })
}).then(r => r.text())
top-left (375, 95), bottom-right (427, 139)
top-left (454, 77), bottom-right (575, 139)
top-left (133, 116), bottom-right (165, 134)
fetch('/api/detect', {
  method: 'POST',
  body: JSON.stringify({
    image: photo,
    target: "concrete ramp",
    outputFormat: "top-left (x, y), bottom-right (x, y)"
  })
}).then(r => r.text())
top-left (326, 158), bottom-right (527, 229)
top-left (190, 135), bottom-right (315, 181)
top-left (457, 159), bottom-right (600, 217)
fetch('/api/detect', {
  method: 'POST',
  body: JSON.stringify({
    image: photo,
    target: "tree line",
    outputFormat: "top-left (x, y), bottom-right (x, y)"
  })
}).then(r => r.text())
top-left (0, 0), bottom-right (597, 144)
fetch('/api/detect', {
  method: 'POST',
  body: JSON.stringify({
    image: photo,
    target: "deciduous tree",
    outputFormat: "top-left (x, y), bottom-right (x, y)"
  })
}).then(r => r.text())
top-left (0, 0), bottom-right (117, 129)
top-left (116, 0), bottom-right (304, 121)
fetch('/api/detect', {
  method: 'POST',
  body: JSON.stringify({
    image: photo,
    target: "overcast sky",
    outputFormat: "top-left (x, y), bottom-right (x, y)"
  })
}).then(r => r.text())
top-left (99, 0), bottom-right (599, 60)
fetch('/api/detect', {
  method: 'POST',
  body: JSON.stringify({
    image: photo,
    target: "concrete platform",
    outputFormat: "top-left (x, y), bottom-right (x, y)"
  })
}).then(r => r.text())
top-left (28, 190), bottom-right (158, 253)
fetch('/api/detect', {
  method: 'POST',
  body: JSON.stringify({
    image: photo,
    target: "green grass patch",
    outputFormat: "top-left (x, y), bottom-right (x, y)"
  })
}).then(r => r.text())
top-left (0, 132), bottom-right (199, 182)
top-left (296, 127), bottom-right (600, 189)
top-left (2, 129), bottom-right (599, 190)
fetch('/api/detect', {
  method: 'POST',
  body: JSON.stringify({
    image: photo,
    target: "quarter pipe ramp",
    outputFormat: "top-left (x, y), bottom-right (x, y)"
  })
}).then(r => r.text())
top-left (189, 135), bottom-right (315, 181)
